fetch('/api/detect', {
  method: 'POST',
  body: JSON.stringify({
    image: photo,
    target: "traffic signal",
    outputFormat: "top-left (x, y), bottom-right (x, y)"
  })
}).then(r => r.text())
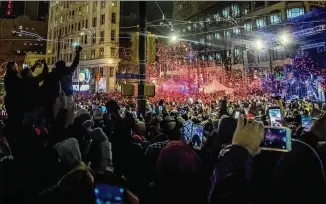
top-left (131, 32), bottom-right (157, 64)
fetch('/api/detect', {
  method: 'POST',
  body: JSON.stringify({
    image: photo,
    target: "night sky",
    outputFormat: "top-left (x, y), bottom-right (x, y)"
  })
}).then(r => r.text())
top-left (121, 1), bottom-right (173, 22)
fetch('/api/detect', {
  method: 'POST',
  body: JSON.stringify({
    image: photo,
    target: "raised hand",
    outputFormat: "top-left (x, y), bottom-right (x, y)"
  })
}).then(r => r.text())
top-left (232, 115), bottom-right (264, 156)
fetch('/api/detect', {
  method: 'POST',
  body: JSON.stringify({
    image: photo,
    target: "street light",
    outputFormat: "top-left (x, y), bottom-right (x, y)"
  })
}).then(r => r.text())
top-left (108, 59), bottom-right (113, 64)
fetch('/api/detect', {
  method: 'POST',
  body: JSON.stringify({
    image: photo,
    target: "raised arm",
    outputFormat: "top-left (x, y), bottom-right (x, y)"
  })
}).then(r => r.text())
top-left (34, 59), bottom-right (49, 83)
top-left (67, 46), bottom-right (83, 73)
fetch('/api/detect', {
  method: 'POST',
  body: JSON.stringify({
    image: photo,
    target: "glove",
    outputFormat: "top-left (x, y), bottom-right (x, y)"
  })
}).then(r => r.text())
top-left (232, 115), bottom-right (264, 156)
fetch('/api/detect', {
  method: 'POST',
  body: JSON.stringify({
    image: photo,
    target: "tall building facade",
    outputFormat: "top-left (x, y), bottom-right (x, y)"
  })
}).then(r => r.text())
top-left (0, 15), bottom-right (48, 71)
top-left (46, 1), bottom-right (120, 92)
top-left (173, 1), bottom-right (326, 70)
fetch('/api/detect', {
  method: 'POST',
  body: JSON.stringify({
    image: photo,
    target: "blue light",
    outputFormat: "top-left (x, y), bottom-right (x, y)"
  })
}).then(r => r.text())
top-left (94, 188), bottom-right (99, 194)
top-left (115, 196), bottom-right (122, 201)
top-left (96, 198), bottom-right (101, 204)
top-left (119, 188), bottom-right (124, 193)
top-left (105, 201), bottom-right (111, 204)
top-left (282, 146), bottom-right (285, 149)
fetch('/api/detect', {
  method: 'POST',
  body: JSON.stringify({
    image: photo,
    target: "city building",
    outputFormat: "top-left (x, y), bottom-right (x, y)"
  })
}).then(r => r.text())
top-left (46, 1), bottom-right (120, 92)
top-left (173, 1), bottom-right (326, 70)
top-left (0, 1), bottom-right (49, 21)
top-left (0, 15), bottom-right (48, 71)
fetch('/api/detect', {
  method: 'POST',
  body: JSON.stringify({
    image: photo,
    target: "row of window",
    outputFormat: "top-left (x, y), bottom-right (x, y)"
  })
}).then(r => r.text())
top-left (57, 47), bottom-right (117, 63)
top-left (93, 1), bottom-right (117, 12)
top-left (183, 7), bottom-right (305, 34)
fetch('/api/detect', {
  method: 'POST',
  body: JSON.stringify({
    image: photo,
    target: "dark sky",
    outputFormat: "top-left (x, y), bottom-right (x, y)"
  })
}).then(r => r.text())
top-left (121, 1), bottom-right (173, 22)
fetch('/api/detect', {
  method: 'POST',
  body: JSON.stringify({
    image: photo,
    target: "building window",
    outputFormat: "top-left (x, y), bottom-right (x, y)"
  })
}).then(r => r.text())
top-left (101, 14), bottom-right (105, 25)
top-left (99, 47), bottom-right (104, 58)
top-left (100, 31), bottom-right (104, 43)
top-left (78, 22), bottom-right (81, 31)
top-left (222, 7), bottom-right (229, 18)
top-left (91, 49), bottom-right (95, 59)
top-left (101, 1), bottom-right (105, 9)
top-left (93, 1), bottom-right (97, 12)
top-left (92, 17), bottom-right (97, 27)
top-left (93, 32), bottom-right (96, 44)
top-left (112, 13), bottom-right (116, 24)
top-left (111, 47), bottom-right (116, 57)
top-left (256, 17), bottom-right (266, 29)
top-left (233, 28), bottom-right (240, 36)
top-left (19, 25), bottom-right (23, 29)
top-left (199, 38), bottom-right (205, 44)
top-left (225, 31), bottom-right (231, 38)
top-left (109, 67), bottom-right (114, 77)
top-left (243, 3), bottom-right (250, 15)
top-left (215, 33), bottom-right (221, 39)
top-left (213, 14), bottom-right (220, 20)
top-left (286, 8), bottom-right (304, 19)
top-left (207, 35), bottom-right (212, 40)
top-left (111, 30), bottom-right (116, 41)
top-left (112, 1), bottom-right (117, 7)
top-left (84, 35), bottom-right (87, 44)
top-left (85, 19), bottom-right (88, 28)
top-left (270, 12), bottom-right (281, 24)
top-left (231, 4), bottom-right (240, 17)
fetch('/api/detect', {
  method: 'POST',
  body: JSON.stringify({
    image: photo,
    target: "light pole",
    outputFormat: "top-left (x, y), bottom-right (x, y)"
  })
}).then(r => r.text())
top-left (137, 1), bottom-right (146, 117)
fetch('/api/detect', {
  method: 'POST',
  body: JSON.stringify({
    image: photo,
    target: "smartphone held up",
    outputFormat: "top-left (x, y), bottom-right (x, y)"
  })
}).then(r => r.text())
top-left (260, 126), bottom-right (292, 152)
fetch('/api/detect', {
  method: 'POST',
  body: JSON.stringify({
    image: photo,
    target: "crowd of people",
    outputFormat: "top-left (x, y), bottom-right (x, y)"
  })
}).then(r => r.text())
top-left (1, 45), bottom-right (326, 204)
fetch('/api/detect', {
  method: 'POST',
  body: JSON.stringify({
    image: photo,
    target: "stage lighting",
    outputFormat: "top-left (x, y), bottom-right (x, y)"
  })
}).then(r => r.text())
top-left (255, 39), bottom-right (263, 50)
top-left (171, 35), bottom-right (178, 43)
top-left (280, 33), bottom-right (291, 45)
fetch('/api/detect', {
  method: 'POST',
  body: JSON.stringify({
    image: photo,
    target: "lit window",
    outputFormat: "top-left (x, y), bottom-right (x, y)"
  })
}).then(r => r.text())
top-left (199, 21), bottom-right (204, 27)
top-left (112, 1), bottom-right (117, 7)
top-left (270, 13), bottom-right (281, 24)
top-left (193, 23), bottom-right (197, 28)
top-left (225, 31), bottom-right (231, 38)
top-left (215, 33), bottom-right (221, 39)
top-left (200, 38), bottom-right (205, 44)
top-left (17, 50), bottom-right (20, 53)
top-left (207, 35), bottom-right (212, 40)
top-left (187, 25), bottom-right (191, 31)
top-left (24, 43), bottom-right (27, 45)
top-left (233, 28), bottom-right (240, 36)
top-left (222, 7), bottom-right (229, 18)
top-left (256, 17), bottom-right (266, 29)
top-left (231, 4), bottom-right (240, 17)
top-left (48, 50), bottom-right (51, 54)
top-left (91, 49), bottom-right (95, 59)
top-left (216, 53), bottom-right (221, 59)
top-left (206, 17), bottom-right (210, 23)
top-left (99, 47), bottom-right (104, 57)
top-left (286, 8), bottom-right (304, 19)
top-left (19, 25), bottom-right (23, 29)
top-left (235, 48), bottom-right (241, 56)
top-left (244, 22), bottom-right (252, 32)
top-left (214, 14), bottom-right (220, 20)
